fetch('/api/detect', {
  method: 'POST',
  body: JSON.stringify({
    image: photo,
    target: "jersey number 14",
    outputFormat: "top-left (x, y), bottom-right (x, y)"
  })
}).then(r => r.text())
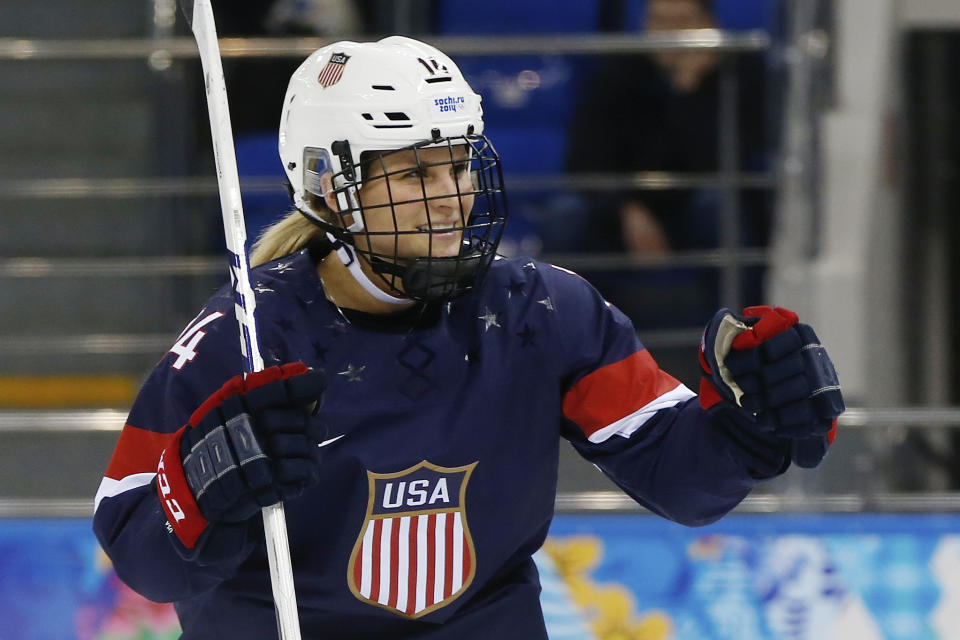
top-left (168, 311), bottom-right (225, 370)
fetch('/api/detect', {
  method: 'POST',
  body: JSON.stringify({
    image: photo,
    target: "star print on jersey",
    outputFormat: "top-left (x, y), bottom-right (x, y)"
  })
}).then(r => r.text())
top-left (504, 280), bottom-right (525, 298)
top-left (327, 320), bottom-right (350, 335)
top-left (516, 324), bottom-right (536, 347)
top-left (313, 343), bottom-right (328, 362)
top-left (269, 260), bottom-right (296, 274)
top-left (523, 261), bottom-right (537, 271)
top-left (537, 297), bottom-right (555, 312)
top-left (477, 307), bottom-right (500, 332)
top-left (254, 283), bottom-right (275, 295)
top-left (338, 363), bottom-right (366, 382)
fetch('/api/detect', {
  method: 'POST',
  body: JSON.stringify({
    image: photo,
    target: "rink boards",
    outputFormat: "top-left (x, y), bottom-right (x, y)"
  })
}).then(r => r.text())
top-left (3, 513), bottom-right (959, 640)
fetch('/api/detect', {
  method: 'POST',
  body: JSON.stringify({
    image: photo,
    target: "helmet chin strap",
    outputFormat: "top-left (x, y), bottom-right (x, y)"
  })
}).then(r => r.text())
top-left (327, 233), bottom-right (411, 306)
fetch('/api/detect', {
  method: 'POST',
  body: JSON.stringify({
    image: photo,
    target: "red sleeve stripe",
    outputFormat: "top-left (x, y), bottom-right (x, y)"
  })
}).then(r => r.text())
top-left (104, 424), bottom-right (179, 481)
top-left (562, 350), bottom-right (691, 442)
top-left (94, 423), bottom-right (180, 515)
top-left (585, 383), bottom-right (695, 443)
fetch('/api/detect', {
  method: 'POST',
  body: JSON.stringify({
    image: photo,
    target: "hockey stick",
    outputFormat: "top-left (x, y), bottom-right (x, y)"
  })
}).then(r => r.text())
top-left (177, 1), bottom-right (302, 637)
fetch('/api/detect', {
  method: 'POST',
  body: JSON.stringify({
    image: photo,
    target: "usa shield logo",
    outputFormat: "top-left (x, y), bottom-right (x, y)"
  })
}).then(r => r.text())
top-left (317, 52), bottom-right (349, 88)
top-left (347, 460), bottom-right (478, 618)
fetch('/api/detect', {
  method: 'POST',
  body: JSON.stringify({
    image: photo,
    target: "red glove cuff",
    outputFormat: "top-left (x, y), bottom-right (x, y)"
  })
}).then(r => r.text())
top-left (156, 426), bottom-right (209, 549)
top-left (187, 363), bottom-right (309, 428)
top-left (698, 377), bottom-right (725, 411)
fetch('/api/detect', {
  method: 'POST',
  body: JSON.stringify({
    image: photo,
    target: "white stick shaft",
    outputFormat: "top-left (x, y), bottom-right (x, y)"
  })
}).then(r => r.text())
top-left (185, 1), bottom-right (301, 637)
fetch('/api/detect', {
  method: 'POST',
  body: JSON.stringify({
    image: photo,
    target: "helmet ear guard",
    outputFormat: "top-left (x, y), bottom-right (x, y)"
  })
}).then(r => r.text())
top-left (300, 144), bottom-right (363, 234)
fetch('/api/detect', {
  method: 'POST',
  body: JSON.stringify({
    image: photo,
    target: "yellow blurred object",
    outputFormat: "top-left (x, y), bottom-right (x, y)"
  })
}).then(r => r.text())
top-left (0, 375), bottom-right (137, 408)
top-left (544, 536), bottom-right (674, 640)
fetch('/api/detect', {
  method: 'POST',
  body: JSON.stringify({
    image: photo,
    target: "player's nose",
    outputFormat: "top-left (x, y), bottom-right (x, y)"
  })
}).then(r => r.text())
top-left (425, 172), bottom-right (469, 216)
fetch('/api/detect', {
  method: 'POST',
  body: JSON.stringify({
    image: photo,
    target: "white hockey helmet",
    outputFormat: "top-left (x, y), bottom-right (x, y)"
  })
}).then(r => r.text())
top-left (278, 36), bottom-right (507, 301)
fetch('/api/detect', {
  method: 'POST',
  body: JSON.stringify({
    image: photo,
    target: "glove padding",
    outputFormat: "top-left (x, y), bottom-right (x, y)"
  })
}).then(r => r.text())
top-left (699, 306), bottom-right (844, 468)
top-left (179, 362), bottom-right (327, 524)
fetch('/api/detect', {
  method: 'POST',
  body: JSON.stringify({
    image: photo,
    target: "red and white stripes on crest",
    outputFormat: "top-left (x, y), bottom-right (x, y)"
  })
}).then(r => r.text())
top-left (353, 512), bottom-right (471, 616)
top-left (317, 58), bottom-right (346, 88)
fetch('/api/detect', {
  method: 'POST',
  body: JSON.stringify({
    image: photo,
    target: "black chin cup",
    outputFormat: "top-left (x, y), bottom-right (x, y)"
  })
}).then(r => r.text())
top-left (371, 251), bottom-right (486, 302)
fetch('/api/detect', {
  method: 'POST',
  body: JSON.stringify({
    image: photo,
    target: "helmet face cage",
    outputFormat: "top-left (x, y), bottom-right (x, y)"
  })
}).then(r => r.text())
top-left (304, 133), bottom-right (507, 302)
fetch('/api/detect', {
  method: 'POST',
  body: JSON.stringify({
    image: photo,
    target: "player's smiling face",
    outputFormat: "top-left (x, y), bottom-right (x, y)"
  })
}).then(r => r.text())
top-left (356, 145), bottom-right (474, 260)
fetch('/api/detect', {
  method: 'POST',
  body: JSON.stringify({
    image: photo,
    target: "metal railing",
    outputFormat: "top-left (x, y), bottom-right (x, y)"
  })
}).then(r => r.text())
top-left (0, 172), bottom-right (775, 200)
top-left (0, 31), bottom-right (769, 61)
top-left (1, 407), bottom-right (958, 516)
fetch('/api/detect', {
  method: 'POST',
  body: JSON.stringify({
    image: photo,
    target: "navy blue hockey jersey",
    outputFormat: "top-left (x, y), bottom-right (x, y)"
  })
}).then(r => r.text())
top-left (94, 251), bottom-right (783, 639)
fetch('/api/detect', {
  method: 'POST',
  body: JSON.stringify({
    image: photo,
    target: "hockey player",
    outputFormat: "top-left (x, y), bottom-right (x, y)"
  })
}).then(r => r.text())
top-left (93, 36), bottom-right (844, 639)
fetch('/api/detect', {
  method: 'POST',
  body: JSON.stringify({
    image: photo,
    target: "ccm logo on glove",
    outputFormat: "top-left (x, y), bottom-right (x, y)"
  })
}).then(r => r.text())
top-left (156, 362), bottom-right (327, 549)
top-left (157, 453), bottom-right (186, 523)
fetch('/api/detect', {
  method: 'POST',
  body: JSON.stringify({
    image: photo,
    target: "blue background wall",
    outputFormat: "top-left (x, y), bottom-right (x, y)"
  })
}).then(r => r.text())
top-left (4, 513), bottom-right (958, 639)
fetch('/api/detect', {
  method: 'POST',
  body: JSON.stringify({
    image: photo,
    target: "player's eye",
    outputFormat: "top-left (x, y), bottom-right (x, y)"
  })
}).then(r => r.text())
top-left (401, 166), bottom-right (427, 180)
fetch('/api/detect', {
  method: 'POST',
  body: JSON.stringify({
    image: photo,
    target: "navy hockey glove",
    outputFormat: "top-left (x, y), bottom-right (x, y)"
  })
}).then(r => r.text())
top-left (157, 362), bottom-right (326, 551)
top-left (698, 306), bottom-right (844, 469)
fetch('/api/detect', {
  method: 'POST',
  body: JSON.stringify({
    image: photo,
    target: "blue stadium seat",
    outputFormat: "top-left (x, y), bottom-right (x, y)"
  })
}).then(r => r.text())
top-left (455, 55), bottom-right (583, 126)
top-left (485, 124), bottom-right (568, 175)
top-left (234, 133), bottom-right (290, 239)
top-left (436, 0), bottom-right (599, 34)
top-left (483, 125), bottom-right (571, 256)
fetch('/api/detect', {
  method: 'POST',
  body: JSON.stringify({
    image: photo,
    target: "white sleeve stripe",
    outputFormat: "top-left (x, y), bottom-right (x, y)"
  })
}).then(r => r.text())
top-left (94, 472), bottom-right (157, 514)
top-left (587, 383), bottom-right (696, 443)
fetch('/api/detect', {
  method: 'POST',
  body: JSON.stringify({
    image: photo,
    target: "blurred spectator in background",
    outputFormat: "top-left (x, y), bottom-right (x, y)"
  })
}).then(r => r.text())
top-left (566, 0), bottom-right (772, 256)
top-left (561, 0), bottom-right (775, 335)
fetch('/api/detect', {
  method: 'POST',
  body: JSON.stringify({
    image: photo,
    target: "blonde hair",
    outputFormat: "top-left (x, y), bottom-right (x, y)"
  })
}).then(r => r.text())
top-left (250, 210), bottom-right (325, 267)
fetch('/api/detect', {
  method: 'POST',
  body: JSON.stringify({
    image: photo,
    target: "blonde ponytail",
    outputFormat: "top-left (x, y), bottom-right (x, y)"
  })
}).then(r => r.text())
top-left (249, 210), bottom-right (325, 267)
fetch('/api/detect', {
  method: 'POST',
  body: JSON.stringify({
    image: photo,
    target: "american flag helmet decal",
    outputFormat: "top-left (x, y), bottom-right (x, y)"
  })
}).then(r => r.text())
top-left (347, 460), bottom-right (478, 618)
top-left (317, 52), bottom-right (350, 88)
